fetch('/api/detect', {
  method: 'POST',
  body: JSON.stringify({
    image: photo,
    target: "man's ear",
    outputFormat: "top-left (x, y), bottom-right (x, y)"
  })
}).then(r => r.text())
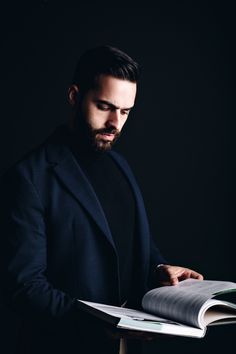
top-left (68, 85), bottom-right (79, 106)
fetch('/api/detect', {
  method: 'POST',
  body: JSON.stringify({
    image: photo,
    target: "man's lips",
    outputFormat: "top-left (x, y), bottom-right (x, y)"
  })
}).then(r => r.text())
top-left (97, 133), bottom-right (115, 141)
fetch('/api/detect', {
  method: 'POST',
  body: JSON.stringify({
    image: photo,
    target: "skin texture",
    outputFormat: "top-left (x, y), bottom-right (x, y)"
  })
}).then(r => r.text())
top-left (68, 74), bottom-right (136, 151)
top-left (156, 264), bottom-right (204, 286)
top-left (67, 74), bottom-right (204, 340)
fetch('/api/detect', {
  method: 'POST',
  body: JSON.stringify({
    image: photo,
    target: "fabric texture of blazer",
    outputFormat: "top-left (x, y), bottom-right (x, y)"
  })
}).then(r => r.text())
top-left (0, 125), bottom-right (166, 354)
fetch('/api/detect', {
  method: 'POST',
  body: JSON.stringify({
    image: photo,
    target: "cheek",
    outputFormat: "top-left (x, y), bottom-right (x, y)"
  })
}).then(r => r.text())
top-left (87, 109), bottom-right (108, 129)
top-left (81, 100), bottom-right (99, 127)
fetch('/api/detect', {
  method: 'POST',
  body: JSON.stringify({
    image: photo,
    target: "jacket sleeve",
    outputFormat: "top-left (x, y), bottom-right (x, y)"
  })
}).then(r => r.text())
top-left (0, 168), bottom-right (78, 332)
top-left (150, 237), bottom-right (167, 269)
top-left (147, 236), bottom-right (168, 289)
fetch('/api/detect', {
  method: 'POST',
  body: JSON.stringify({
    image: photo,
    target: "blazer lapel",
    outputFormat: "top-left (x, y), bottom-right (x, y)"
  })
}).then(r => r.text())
top-left (47, 139), bottom-right (116, 250)
top-left (108, 150), bottom-right (150, 278)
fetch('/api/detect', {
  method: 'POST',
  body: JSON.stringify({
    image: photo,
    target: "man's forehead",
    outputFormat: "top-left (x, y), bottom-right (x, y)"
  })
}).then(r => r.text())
top-left (92, 75), bottom-right (137, 107)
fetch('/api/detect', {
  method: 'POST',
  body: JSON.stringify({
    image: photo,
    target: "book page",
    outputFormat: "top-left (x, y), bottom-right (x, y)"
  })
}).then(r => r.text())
top-left (174, 279), bottom-right (236, 296)
top-left (118, 317), bottom-right (205, 338)
top-left (78, 301), bottom-right (205, 338)
top-left (79, 301), bottom-right (178, 323)
top-left (199, 299), bottom-right (236, 326)
top-left (142, 279), bottom-right (236, 328)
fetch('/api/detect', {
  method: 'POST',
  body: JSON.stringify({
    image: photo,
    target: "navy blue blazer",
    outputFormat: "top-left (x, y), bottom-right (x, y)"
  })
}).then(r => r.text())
top-left (0, 126), bottom-right (166, 353)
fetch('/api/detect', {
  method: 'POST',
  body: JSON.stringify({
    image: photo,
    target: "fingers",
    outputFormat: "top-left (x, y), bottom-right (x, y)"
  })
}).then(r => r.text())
top-left (189, 270), bottom-right (204, 280)
top-left (168, 268), bottom-right (185, 285)
top-left (157, 265), bottom-right (203, 286)
top-left (158, 265), bottom-right (183, 286)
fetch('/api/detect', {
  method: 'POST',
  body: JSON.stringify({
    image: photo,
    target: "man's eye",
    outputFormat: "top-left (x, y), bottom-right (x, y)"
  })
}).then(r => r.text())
top-left (97, 104), bottom-right (110, 111)
top-left (121, 110), bottom-right (129, 116)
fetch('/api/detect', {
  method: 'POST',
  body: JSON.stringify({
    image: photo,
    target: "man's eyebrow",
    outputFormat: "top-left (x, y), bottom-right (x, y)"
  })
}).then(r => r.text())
top-left (94, 99), bottom-right (133, 111)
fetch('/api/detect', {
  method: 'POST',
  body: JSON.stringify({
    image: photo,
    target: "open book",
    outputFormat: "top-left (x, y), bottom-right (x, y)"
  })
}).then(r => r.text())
top-left (77, 279), bottom-right (236, 338)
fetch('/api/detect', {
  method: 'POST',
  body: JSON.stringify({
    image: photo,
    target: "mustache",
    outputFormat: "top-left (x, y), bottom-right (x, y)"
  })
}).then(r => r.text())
top-left (94, 127), bottom-right (119, 135)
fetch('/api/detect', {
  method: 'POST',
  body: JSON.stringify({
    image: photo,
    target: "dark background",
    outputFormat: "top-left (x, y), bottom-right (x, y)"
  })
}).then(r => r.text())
top-left (0, 1), bottom-right (235, 353)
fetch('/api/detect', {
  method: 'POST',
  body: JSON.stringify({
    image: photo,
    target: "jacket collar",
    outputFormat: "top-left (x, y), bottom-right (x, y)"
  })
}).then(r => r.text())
top-left (45, 125), bottom-right (150, 289)
top-left (45, 125), bottom-right (117, 250)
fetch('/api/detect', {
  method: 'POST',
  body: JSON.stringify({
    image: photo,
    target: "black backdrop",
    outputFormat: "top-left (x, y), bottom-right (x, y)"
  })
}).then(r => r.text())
top-left (0, 1), bottom-right (235, 353)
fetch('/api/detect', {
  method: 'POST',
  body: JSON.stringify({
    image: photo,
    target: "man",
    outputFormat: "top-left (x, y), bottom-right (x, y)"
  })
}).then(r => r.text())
top-left (0, 45), bottom-right (203, 354)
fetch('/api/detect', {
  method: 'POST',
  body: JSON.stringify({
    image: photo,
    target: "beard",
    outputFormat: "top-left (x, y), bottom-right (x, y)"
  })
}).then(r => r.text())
top-left (73, 107), bottom-right (121, 152)
top-left (89, 125), bottom-right (121, 151)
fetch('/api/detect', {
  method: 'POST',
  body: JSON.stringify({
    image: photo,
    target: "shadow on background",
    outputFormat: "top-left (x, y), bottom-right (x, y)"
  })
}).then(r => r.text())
top-left (0, 1), bottom-right (235, 353)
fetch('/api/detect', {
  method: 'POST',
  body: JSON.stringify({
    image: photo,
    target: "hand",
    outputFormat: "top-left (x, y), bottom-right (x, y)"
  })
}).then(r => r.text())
top-left (156, 264), bottom-right (203, 286)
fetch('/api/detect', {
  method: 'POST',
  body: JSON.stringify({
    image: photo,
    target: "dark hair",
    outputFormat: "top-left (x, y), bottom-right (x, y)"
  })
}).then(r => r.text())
top-left (72, 45), bottom-right (140, 95)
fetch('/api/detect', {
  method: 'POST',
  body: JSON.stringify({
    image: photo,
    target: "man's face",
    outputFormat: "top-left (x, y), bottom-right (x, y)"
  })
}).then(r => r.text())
top-left (75, 74), bottom-right (137, 151)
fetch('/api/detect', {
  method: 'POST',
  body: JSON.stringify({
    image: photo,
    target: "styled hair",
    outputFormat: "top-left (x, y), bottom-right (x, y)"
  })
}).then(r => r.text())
top-left (72, 45), bottom-right (140, 95)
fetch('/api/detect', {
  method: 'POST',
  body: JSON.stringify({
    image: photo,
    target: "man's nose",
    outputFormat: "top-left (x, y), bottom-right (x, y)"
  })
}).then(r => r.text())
top-left (106, 109), bottom-right (121, 130)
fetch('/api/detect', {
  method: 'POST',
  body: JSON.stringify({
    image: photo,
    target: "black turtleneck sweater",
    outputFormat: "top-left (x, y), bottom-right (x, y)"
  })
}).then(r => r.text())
top-left (69, 140), bottom-right (136, 304)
